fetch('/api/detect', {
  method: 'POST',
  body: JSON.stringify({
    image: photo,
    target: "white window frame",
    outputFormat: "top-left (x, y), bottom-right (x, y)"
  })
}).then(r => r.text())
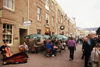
top-left (52, 1), bottom-right (54, 9)
top-left (37, 7), bottom-right (41, 21)
top-left (52, 17), bottom-right (54, 26)
top-left (3, 0), bottom-right (15, 11)
top-left (3, 24), bottom-right (13, 46)
top-left (46, 0), bottom-right (49, 7)
top-left (45, 0), bottom-right (49, 10)
top-left (46, 13), bottom-right (49, 24)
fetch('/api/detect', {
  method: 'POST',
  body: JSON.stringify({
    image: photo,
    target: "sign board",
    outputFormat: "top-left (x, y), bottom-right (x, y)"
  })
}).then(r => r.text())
top-left (24, 20), bottom-right (31, 26)
top-left (0, 10), bottom-right (2, 17)
top-left (60, 26), bottom-right (65, 30)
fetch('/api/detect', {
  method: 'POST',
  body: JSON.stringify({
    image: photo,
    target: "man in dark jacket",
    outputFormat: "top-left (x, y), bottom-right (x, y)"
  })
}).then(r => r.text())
top-left (88, 34), bottom-right (96, 64)
top-left (83, 38), bottom-right (91, 67)
top-left (83, 34), bottom-right (96, 67)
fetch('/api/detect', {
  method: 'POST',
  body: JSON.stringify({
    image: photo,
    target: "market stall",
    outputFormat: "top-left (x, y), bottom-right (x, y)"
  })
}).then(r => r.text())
top-left (25, 34), bottom-right (45, 53)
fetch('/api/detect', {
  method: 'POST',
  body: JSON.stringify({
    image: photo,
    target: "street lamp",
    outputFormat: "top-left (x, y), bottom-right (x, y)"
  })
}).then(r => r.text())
top-left (23, 0), bottom-right (32, 35)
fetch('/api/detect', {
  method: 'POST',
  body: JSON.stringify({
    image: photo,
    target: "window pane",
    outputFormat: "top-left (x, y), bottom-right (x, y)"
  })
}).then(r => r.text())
top-left (7, 0), bottom-right (9, 8)
top-left (7, 24), bottom-right (9, 29)
top-left (46, 13), bottom-right (49, 24)
top-left (37, 7), bottom-right (41, 21)
top-left (46, 0), bottom-right (49, 6)
top-left (37, 8), bottom-right (40, 14)
top-left (9, 0), bottom-right (13, 9)
top-left (9, 40), bottom-right (12, 43)
top-left (46, 13), bottom-right (48, 20)
top-left (52, 1), bottom-right (54, 8)
top-left (3, 24), bottom-right (12, 44)
top-left (37, 29), bottom-right (41, 34)
top-left (3, 24), bottom-right (6, 28)
top-left (9, 25), bottom-right (12, 29)
top-left (3, 0), bottom-right (7, 7)
top-left (3, 0), bottom-right (14, 10)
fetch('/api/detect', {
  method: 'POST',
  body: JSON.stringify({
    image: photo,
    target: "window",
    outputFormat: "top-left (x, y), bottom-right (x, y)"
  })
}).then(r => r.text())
top-left (3, 24), bottom-right (13, 45)
top-left (51, 1), bottom-right (54, 9)
top-left (41, 0), bottom-right (44, 2)
top-left (45, 0), bottom-right (49, 7)
top-left (3, 0), bottom-right (15, 10)
top-left (58, 10), bottom-right (60, 17)
top-left (52, 17), bottom-right (54, 26)
top-left (37, 29), bottom-right (41, 42)
top-left (46, 13), bottom-right (49, 24)
top-left (37, 29), bottom-right (41, 34)
top-left (45, 0), bottom-right (49, 10)
top-left (37, 7), bottom-right (41, 21)
top-left (61, 15), bottom-right (63, 23)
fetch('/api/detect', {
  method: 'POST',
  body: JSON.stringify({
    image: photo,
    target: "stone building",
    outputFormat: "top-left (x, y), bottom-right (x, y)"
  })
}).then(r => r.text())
top-left (67, 18), bottom-right (77, 37)
top-left (55, 3), bottom-right (68, 35)
top-left (0, 0), bottom-right (76, 53)
top-left (0, 0), bottom-right (46, 53)
top-left (0, 0), bottom-right (28, 53)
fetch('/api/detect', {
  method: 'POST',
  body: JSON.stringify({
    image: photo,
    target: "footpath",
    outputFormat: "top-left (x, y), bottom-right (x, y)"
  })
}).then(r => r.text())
top-left (0, 44), bottom-right (96, 67)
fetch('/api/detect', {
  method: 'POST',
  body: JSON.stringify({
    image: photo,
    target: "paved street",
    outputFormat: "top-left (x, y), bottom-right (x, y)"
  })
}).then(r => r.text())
top-left (0, 44), bottom-right (84, 67)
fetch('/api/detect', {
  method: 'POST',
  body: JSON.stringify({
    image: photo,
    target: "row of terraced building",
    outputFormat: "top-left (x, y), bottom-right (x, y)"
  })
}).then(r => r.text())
top-left (0, 0), bottom-right (77, 53)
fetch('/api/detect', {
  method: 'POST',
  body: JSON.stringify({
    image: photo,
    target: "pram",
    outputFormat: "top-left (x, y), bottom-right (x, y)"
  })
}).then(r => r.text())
top-left (3, 52), bottom-right (28, 64)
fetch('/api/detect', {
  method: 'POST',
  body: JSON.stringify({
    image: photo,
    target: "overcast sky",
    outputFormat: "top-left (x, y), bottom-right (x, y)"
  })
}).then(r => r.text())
top-left (56, 0), bottom-right (100, 28)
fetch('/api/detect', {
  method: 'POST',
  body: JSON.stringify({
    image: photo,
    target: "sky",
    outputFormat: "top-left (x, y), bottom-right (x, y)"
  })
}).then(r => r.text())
top-left (56, 0), bottom-right (100, 28)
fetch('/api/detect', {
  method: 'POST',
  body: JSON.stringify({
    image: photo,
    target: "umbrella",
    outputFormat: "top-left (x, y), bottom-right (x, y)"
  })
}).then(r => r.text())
top-left (52, 35), bottom-right (68, 40)
top-left (42, 35), bottom-right (50, 39)
top-left (63, 36), bottom-right (68, 40)
top-left (24, 34), bottom-right (43, 39)
top-left (24, 35), bottom-right (31, 39)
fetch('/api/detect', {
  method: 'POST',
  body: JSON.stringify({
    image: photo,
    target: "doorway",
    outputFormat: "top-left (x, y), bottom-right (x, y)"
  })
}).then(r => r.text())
top-left (45, 27), bottom-right (50, 35)
top-left (19, 28), bottom-right (27, 45)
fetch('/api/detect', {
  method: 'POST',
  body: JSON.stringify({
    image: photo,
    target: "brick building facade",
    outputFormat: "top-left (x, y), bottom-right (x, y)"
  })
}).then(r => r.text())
top-left (0, 0), bottom-right (76, 53)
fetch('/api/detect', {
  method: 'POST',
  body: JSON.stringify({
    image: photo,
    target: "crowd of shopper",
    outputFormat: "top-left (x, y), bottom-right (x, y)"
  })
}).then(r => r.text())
top-left (44, 39), bottom-right (67, 57)
top-left (0, 33), bottom-right (99, 67)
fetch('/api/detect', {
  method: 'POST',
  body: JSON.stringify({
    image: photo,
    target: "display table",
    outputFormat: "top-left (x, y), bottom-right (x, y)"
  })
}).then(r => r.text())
top-left (34, 42), bottom-right (44, 53)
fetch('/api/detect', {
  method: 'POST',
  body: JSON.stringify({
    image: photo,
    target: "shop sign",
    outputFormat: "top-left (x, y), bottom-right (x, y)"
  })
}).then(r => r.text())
top-left (60, 25), bottom-right (65, 30)
top-left (24, 20), bottom-right (31, 26)
top-left (45, 27), bottom-right (50, 34)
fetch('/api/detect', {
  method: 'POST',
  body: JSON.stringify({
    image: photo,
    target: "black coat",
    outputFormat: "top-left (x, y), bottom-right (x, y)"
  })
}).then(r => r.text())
top-left (83, 38), bottom-right (96, 56)
top-left (0, 45), bottom-right (7, 54)
top-left (90, 38), bottom-right (96, 51)
top-left (83, 42), bottom-right (91, 56)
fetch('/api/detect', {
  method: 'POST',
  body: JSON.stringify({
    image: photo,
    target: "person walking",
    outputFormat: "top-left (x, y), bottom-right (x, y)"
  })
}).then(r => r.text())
top-left (68, 37), bottom-right (76, 61)
top-left (83, 34), bottom-right (96, 67)
top-left (81, 38), bottom-right (85, 59)
top-left (87, 34), bottom-right (96, 65)
top-left (83, 37), bottom-right (91, 67)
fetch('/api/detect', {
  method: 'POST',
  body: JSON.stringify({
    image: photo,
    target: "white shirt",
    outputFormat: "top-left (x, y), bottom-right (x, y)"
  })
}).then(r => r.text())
top-left (19, 44), bottom-right (28, 51)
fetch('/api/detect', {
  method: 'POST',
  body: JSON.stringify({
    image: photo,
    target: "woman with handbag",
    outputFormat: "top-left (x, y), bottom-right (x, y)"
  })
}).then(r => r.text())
top-left (68, 37), bottom-right (76, 61)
